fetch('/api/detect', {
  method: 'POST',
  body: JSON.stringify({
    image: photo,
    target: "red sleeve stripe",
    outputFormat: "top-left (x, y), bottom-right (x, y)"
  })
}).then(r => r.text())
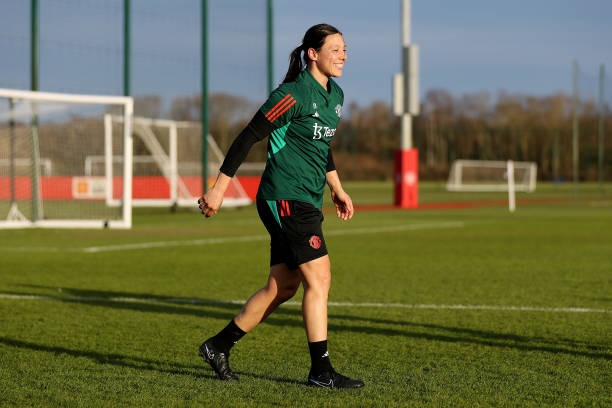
top-left (268, 100), bottom-right (296, 123)
top-left (265, 94), bottom-right (296, 122)
top-left (265, 94), bottom-right (292, 118)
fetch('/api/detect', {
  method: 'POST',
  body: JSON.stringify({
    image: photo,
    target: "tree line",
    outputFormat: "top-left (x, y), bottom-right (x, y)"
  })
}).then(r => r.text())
top-left (140, 89), bottom-right (611, 181)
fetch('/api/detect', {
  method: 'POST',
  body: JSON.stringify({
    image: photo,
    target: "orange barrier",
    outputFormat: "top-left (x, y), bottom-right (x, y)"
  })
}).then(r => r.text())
top-left (0, 176), bottom-right (261, 201)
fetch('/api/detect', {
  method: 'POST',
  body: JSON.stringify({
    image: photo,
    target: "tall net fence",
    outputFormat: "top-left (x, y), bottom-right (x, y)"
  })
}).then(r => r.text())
top-left (399, 68), bottom-right (612, 183)
top-left (0, 0), bottom-right (267, 203)
top-left (578, 66), bottom-right (611, 182)
top-left (0, 0), bottom-right (267, 108)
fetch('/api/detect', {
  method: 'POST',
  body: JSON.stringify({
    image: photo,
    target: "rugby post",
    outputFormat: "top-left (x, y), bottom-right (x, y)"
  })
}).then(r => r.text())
top-left (393, 0), bottom-right (419, 208)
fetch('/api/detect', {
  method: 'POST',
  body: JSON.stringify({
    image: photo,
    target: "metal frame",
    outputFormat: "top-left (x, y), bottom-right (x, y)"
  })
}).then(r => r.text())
top-left (104, 115), bottom-right (252, 208)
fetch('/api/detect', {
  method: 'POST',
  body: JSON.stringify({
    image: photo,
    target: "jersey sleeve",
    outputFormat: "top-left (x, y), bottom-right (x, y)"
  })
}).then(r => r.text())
top-left (259, 86), bottom-right (300, 129)
top-left (219, 110), bottom-right (275, 177)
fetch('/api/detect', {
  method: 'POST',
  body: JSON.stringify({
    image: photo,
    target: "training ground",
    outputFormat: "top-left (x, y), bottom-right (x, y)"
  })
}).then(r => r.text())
top-left (0, 181), bottom-right (610, 407)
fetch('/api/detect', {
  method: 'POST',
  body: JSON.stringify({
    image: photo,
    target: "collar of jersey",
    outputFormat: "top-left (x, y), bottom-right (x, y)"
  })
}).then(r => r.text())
top-left (301, 69), bottom-right (335, 102)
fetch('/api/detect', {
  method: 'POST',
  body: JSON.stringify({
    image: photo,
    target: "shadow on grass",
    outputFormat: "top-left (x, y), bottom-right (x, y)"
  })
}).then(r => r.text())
top-left (0, 336), bottom-right (305, 387)
top-left (587, 297), bottom-right (612, 303)
top-left (9, 284), bottom-right (612, 361)
top-left (326, 313), bottom-right (608, 352)
top-left (0, 336), bottom-right (214, 379)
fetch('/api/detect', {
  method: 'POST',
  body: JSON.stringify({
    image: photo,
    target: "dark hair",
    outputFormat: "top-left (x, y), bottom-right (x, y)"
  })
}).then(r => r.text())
top-left (282, 23), bottom-right (342, 84)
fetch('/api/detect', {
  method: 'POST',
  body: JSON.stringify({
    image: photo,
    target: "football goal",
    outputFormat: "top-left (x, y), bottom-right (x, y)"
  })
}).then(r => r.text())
top-left (101, 115), bottom-right (252, 208)
top-left (0, 88), bottom-right (133, 228)
top-left (447, 159), bottom-right (537, 211)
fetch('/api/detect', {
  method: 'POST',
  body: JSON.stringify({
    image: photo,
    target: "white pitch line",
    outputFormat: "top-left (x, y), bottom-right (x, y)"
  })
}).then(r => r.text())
top-left (81, 235), bottom-right (269, 253)
top-left (0, 293), bottom-right (608, 314)
top-left (324, 221), bottom-right (465, 237)
top-left (0, 221), bottom-right (465, 253)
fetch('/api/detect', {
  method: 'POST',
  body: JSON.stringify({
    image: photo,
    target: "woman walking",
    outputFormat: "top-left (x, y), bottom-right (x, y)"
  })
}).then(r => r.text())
top-left (198, 23), bottom-right (363, 389)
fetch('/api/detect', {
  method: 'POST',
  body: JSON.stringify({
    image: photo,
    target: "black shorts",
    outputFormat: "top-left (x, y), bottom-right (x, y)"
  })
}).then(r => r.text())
top-left (256, 199), bottom-right (328, 270)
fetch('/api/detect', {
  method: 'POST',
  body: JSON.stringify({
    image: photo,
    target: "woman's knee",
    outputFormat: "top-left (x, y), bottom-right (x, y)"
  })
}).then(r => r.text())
top-left (303, 281), bottom-right (329, 302)
top-left (301, 273), bottom-right (331, 298)
top-left (300, 257), bottom-right (331, 293)
top-left (266, 265), bottom-right (301, 302)
top-left (277, 282), bottom-right (300, 302)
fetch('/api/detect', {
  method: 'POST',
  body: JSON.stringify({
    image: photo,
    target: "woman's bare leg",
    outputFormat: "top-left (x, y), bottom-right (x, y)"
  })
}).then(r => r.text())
top-left (298, 255), bottom-right (331, 342)
top-left (298, 255), bottom-right (364, 388)
top-left (233, 263), bottom-right (301, 332)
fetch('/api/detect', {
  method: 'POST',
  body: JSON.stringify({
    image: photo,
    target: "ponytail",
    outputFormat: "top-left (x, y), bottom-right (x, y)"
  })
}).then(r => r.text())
top-left (281, 23), bottom-right (342, 84)
top-left (282, 45), bottom-right (305, 84)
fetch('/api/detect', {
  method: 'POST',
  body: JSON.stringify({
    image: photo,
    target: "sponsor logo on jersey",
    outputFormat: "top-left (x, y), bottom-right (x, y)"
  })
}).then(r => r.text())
top-left (309, 235), bottom-right (322, 249)
top-left (335, 104), bottom-right (342, 118)
top-left (312, 123), bottom-right (336, 140)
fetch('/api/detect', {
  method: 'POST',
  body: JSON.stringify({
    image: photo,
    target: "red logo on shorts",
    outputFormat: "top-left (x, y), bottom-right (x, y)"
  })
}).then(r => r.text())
top-left (309, 235), bottom-right (322, 249)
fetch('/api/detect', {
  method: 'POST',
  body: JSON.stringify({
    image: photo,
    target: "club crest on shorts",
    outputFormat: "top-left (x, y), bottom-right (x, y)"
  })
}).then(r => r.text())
top-left (309, 235), bottom-right (322, 249)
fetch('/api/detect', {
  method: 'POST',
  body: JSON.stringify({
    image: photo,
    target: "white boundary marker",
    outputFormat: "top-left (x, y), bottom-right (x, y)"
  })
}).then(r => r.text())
top-left (0, 293), bottom-right (608, 313)
top-left (0, 221), bottom-right (465, 253)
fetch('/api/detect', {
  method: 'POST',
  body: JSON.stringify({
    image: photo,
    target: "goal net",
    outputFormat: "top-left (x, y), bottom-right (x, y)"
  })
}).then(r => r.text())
top-left (0, 88), bottom-right (133, 229)
top-left (101, 116), bottom-right (251, 208)
top-left (447, 160), bottom-right (537, 192)
top-left (447, 160), bottom-right (537, 212)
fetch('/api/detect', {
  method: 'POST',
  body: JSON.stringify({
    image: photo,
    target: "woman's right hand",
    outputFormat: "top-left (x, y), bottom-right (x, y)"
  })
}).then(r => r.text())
top-left (198, 186), bottom-right (224, 218)
top-left (198, 171), bottom-right (233, 219)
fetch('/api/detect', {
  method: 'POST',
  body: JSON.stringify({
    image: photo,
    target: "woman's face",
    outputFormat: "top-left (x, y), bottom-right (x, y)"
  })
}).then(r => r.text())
top-left (309, 33), bottom-right (347, 78)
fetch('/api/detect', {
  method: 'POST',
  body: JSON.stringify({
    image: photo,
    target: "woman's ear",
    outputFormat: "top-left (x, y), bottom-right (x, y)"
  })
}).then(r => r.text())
top-left (307, 47), bottom-right (318, 62)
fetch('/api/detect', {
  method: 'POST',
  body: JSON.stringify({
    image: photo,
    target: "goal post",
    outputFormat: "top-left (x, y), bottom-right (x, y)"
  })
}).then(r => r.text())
top-left (0, 88), bottom-right (133, 229)
top-left (102, 115), bottom-right (253, 208)
top-left (447, 159), bottom-right (537, 211)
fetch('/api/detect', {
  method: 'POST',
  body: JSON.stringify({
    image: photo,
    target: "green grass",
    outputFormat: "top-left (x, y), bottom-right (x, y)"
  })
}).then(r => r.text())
top-left (0, 182), bottom-right (610, 407)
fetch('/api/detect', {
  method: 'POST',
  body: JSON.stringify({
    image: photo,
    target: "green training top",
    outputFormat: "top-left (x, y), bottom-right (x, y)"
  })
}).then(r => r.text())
top-left (256, 69), bottom-right (344, 209)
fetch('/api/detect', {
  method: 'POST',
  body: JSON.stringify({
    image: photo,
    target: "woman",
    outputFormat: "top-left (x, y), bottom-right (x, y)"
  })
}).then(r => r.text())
top-left (198, 23), bottom-right (363, 389)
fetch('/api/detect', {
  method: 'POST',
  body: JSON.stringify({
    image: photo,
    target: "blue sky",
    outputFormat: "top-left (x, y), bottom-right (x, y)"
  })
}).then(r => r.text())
top-left (277, 0), bottom-right (612, 105)
top-left (0, 0), bottom-right (610, 109)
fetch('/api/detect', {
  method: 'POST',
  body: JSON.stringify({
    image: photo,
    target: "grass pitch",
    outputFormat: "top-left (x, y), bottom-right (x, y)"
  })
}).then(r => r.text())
top-left (0, 182), bottom-right (610, 407)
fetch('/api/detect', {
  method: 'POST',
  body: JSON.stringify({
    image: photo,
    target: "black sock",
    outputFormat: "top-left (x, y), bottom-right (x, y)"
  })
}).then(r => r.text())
top-left (211, 319), bottom-right (247, 353)
top-left (308, 340), bottom-right (332, 375)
